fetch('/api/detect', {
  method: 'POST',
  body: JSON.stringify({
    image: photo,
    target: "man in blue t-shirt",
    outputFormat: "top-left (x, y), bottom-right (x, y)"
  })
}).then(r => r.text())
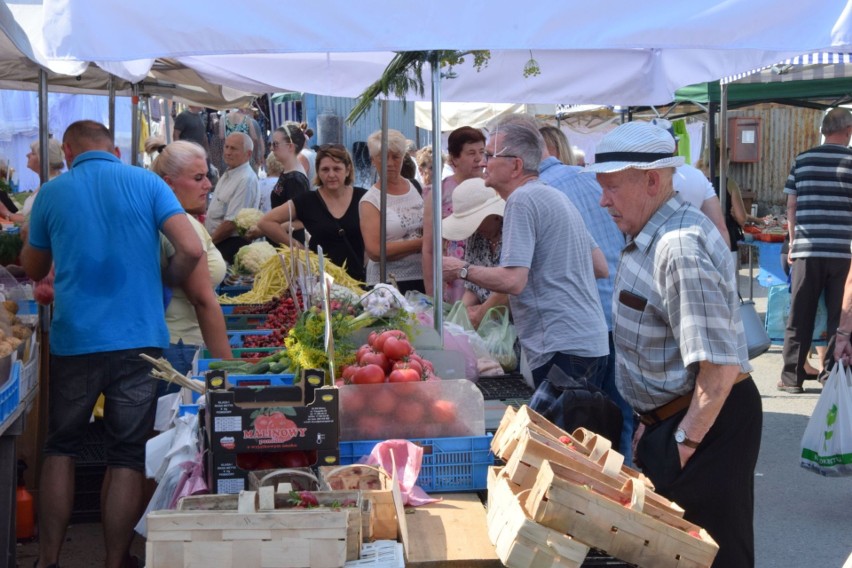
top-left (21, 120), bottom-right (203, 568)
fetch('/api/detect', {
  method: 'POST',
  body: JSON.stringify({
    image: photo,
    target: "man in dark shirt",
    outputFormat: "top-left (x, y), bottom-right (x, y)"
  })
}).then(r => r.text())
top-left (173, 106), bottom-right (208, 150)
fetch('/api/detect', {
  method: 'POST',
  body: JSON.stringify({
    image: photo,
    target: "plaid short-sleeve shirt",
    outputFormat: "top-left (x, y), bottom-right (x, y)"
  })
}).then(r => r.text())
top-left (612, 196), bottom-right (751, 413)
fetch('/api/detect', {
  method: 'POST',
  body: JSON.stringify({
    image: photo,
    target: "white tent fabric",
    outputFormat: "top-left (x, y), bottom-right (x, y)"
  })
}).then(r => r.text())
top-left (11, 0), bottom-right (852, 106)
top-left (414, 103), bottom-right (557, 130)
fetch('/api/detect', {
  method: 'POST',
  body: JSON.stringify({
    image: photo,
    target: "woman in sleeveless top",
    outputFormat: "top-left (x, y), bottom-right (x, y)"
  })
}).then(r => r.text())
top-left (359, 129), bottom-right (425, 294)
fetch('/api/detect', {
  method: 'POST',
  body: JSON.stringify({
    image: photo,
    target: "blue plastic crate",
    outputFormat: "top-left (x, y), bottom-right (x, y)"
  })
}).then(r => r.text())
top-left (178, 404), bottom-right (200, 417)
top-left (227, 329), bottom-right (276, 347)
top-left (338, 435), bottom-right (493, 492)
top-left (218, 285), bottom-right (252, 297)
top-left (0, 361), bottom-right (21, 423)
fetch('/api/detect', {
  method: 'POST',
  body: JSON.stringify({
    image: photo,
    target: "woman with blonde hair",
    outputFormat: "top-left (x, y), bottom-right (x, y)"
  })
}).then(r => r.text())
top-left (538, 125), bottom-right (576, 165)
top-left (0, 138), bottom-right (65, 223)
top-left (152, 141), bottom-right (233, 378)
top-left (360, 129), bottom-right (425, 293)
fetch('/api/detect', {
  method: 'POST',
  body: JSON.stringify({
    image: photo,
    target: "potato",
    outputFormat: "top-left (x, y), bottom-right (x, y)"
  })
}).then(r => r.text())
top-left (2, 300), bottom-right (17, 315)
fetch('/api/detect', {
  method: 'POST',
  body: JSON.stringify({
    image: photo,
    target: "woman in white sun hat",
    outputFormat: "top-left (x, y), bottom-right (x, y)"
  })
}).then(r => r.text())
top-left (441, 177), bottom-right (508, 328)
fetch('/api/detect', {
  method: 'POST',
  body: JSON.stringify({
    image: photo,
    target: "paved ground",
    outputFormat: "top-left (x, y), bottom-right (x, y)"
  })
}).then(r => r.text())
top-left (14, 269), bottom-right (852, 567)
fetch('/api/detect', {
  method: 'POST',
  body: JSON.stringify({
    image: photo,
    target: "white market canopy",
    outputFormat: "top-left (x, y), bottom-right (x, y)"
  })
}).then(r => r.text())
top-left (6, 0), bottom-right (852, 107)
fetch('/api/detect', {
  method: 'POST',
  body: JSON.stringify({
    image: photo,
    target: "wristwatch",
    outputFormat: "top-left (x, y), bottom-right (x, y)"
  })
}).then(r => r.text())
top-left (458, 263), bottom-right (470, 280)
top-left (674, 428), bottom-right (701, 449)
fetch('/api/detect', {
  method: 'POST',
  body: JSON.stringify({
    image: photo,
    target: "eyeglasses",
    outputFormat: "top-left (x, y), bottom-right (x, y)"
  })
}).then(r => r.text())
top-left (483, 152), bottom-right (519, 163)
top-left (271, 140), bottom-right (292, 150)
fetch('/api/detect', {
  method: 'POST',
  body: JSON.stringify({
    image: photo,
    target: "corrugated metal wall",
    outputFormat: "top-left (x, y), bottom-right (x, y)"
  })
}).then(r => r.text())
top-left (726, 104), bottom-right (823, 212)
top-left (308, 95), bottom-right (431, 150)
top-left (305, 94), bottom-right (433, 188)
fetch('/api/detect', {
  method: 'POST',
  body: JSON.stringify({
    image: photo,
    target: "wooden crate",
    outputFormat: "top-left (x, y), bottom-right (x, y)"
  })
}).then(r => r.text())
top-left (486, 467), bottom-right (589, 567)
top-left (318, 464), bottom-right (398, 541)
top-left (146, 491), bottom-right (350, 568)
top-left (526, 461), bottom-right (718, 568)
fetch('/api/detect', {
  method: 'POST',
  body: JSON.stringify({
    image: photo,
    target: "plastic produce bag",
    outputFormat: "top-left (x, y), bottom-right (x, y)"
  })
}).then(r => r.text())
top-left (445, 300), bottom-right (474, 332)
top-left (800, 361), bottom-right (852, 476)
top-left (476, 306), bottom-right (518, 372)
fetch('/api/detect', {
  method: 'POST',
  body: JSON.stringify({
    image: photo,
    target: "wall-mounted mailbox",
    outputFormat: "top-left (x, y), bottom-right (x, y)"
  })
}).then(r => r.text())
top-left (728, 117), bottom-right (762, 163)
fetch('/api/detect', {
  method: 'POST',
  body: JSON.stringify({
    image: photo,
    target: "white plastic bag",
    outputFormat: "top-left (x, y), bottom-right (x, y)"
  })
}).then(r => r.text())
top-left (800, 361), bottom-right (852, 476)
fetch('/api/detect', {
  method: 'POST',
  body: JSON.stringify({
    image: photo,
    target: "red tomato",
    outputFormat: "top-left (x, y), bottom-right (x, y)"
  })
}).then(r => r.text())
top-left (368, 330), bottom-right (380, 347)
top-left (277, 450), bottom-right (311, 468)
top-left (341, 365), bottom-right (358, 382)
top-left (358, 414), bottom-right (385, 439)
top-left (393, 359), bottom-right (423, 376)
top-left (388, 368), bottom-right (421, 383)
top-left (411, 353), bottom-right (434, 373)
top-left (356, 344), bottom-right (374, 362)
top-left (360, 350), bottom-right (390, 372)
top-left (383, 336), bottom-right (413, 361)
top-left (370, 386), bottom-right (398, 415)
top-left (236, 453), bottom-right (261, 470)
top-left (395, 400), bottom-right (425, 425)
top-left (341, 387), bottom-right (367, 415)
top-left (256, 456), bottom-right (277, 470)
top-left (353, 364), bottom-right (386, 385)
top-left (431, 399), bottom-right (458, 424)
top-left (375, 330), bottom-right (407, 352)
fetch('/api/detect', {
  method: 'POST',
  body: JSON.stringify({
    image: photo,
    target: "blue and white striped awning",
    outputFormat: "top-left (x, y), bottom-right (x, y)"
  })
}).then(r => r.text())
top-left (722, 52), bottom-right (852, 85)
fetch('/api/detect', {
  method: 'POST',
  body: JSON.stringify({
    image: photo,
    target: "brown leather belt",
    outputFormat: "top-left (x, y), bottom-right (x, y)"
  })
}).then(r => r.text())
top-left (638, 372), bottom-right (751, 427)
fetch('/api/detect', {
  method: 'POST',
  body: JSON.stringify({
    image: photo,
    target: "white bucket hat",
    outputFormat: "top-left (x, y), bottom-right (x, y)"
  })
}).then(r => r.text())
top-left (584, 122), bottom-right (684, 174)
top-left (441, 177), bottom-right (505, 241)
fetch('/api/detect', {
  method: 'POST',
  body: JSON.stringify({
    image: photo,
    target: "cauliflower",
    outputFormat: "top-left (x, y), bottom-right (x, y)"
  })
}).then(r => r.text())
top-left (233, 241), bottom-right (277, 275)
top-left (234, 208), bottom-right (264, 236)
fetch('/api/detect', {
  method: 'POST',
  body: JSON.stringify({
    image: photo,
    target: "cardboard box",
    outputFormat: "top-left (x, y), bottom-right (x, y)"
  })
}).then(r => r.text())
top-left (204, 369), bottom-right (339, 454)
top-left (207, 450), bottom-right (338, 495)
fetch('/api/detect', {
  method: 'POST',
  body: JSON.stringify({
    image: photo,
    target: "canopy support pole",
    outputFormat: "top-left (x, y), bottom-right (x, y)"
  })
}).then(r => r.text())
top-left (108, 75), bottom-right (116, 136)
top-left (719, 84), bottom-right (729, 221)
top-left (430, 53), bottom-right (444, 338)
top-left (38, 70), bottom-right (49, 185)
top-left (131, 84), bottom-right (140, 166)
top-left (379, 100), bottom-right (388, 284)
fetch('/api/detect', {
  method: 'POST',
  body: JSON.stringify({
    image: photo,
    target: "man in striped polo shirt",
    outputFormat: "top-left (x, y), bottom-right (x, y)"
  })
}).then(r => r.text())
top-left (779, 107), bottom-right (852, 393)
top-left (589, 121), bottom-right (760, 568)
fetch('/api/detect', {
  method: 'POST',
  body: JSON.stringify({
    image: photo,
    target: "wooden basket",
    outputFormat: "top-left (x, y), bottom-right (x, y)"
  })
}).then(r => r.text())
top-left (318, 464), bottom-right (398, 541)
top-left (146, 490), bottom-right (349, 568)
top-left (486, 467), bottom-right (589, 567)
top-left (493, 405), bottom-right (652, 490)
top-left (526, 461), bottom-right (718, 568)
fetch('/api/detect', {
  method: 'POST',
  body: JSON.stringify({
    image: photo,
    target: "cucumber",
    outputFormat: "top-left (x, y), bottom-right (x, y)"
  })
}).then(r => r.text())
top-left (208, 360), bottom-right (252, 371)
top-left (269, 362), bottom-right (289, 374)
top-left (241, 362), bottom-right (271, 375)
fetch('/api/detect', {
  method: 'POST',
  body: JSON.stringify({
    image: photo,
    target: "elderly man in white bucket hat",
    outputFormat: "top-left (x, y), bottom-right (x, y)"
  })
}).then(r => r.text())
top-left (588, 121), bottom-right (760, 568)
top-left (441, 177), bottom-right (508, 328)
top-left (442, 114), bottom-right (610, 395)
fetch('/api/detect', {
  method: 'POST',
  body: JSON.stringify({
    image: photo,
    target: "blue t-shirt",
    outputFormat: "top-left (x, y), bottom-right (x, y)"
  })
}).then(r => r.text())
top-left (29, 151), bottom-right (184, 355)
top-left (540, 157), bottom-right (625, 330)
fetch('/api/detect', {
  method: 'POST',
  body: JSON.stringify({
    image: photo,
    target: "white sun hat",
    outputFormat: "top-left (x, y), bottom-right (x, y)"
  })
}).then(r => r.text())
top-left (584, 121), bottom-right (685, 174)
top-left (441, 177), bottom-right (505, 241)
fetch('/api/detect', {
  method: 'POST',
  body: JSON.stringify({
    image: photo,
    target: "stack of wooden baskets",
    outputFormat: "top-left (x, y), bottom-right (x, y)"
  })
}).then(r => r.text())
top-left (486, 405), bottom-right (719, 568)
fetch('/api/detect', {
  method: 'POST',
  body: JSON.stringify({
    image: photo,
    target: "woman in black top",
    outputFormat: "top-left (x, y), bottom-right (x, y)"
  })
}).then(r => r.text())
top-left (269, 123), bottom-right (310, 243)
top-left (257, 144), bottom-right (367, 281)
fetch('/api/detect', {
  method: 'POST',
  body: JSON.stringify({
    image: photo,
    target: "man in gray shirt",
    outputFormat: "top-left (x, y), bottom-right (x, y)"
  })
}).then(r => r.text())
top-left (442, 115), bottom-right (609, 387)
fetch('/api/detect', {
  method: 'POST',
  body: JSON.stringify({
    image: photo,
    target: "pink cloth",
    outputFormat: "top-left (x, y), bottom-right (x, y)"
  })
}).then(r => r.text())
top-left (168, 455), bottom-right (209, 509)
top-left (364, 439), bottom-right (440, 506)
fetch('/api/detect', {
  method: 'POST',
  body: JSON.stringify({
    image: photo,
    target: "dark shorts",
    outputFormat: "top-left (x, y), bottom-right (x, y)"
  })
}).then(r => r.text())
top-left (44, 347), bottom-right (162, 471)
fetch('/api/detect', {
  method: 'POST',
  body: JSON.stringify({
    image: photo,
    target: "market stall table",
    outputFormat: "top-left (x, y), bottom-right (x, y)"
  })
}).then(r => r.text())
top-left (404, 493), bottom-right (503, 567)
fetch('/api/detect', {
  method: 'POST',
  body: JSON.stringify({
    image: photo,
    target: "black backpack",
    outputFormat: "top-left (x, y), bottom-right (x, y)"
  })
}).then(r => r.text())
top-left (529, 365), bottom-right (623, 445)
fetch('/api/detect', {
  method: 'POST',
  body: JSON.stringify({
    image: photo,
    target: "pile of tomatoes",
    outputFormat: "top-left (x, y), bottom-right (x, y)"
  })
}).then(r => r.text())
top-left (340, 329), bottom-right (438, 385)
